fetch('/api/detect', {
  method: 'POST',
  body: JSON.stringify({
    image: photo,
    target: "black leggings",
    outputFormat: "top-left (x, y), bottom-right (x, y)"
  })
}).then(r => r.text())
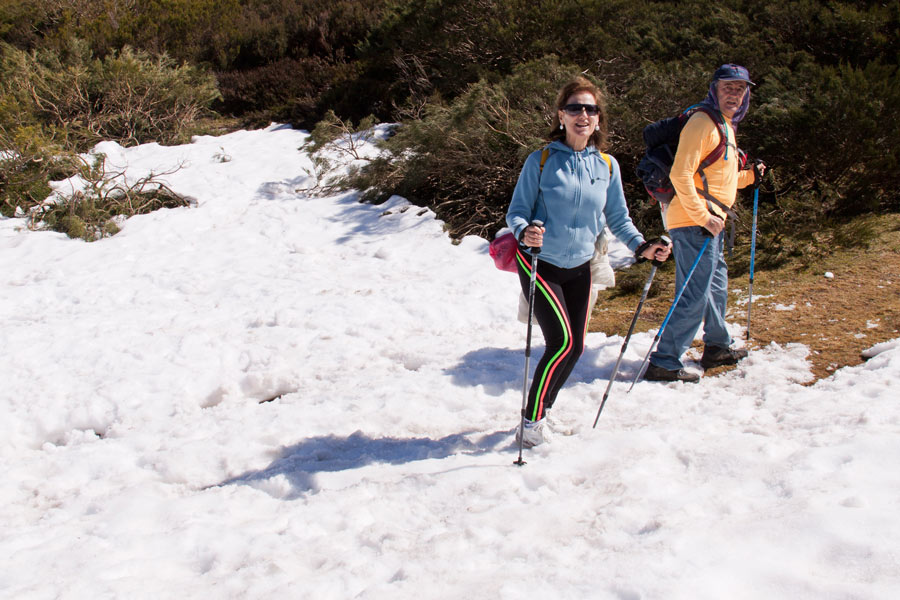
top-left (516, 246), bottom-right (592, 422)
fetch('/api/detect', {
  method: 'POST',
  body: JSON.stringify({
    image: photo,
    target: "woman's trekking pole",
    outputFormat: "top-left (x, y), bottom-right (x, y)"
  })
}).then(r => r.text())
top-left (515, 220), bottom-right (543, 467)
top-left (628, 236), bottom-right (712, 391)
top-left (746, 176), bottom-right (761, 340)
top-left (593, 237), bottom-right (670, 427)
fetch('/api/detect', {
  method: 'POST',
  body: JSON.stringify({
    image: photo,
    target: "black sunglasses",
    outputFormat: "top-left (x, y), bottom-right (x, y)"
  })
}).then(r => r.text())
top-left (562, 103), bottom-right (600, 116)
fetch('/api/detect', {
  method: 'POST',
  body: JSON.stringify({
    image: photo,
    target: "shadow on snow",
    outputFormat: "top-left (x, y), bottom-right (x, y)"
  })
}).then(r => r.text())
top-left (444, 338), bottom-right (627, 395)
top-left (218, 429), bottom-right (511, 498)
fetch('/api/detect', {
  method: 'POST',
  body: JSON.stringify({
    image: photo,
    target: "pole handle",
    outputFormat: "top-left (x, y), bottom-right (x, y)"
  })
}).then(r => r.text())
top-left (650, 235), bottom-right (671, 267)
top-left (527, 220), bottom-right (544, 255)
top-left (752, 159), bottom-right (765, 190)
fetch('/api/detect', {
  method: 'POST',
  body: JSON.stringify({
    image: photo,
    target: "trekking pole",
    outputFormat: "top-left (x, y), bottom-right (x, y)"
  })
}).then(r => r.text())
top-left (628, 235), bottom-right (713, 391)
top-left (593, 237), bottom-right (670, 427)
top-left (746, 172), bottom-right (761, 340)
top-left (515, 220), bottom-right (543, 466)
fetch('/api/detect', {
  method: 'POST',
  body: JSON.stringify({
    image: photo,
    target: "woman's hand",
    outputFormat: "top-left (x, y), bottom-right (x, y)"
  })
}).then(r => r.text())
top-left (521, 224), bottom-right (545, 248)
top-left (639, 240), bottom-right (671, 263)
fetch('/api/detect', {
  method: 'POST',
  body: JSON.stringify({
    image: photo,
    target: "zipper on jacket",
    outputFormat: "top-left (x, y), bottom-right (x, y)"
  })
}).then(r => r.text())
top-left (565, 152), bottom-right (584, 262)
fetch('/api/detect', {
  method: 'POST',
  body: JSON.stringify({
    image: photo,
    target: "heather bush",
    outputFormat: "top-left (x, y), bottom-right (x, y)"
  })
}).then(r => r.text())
top-left (0, 42), bottom-right (220, 148)
top-left (299, 110), bottom-right (378, 197)
top-left (0, 39), bottom-right (210, 227)
top-left (216, 56), bottom-right (338, 128)
top-left (0, 123), bottom-right (77, 218)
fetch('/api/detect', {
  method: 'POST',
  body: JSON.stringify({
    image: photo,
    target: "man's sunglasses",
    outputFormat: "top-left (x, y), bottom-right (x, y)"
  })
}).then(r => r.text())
top-left (562, 103), bottom-right (600, 116)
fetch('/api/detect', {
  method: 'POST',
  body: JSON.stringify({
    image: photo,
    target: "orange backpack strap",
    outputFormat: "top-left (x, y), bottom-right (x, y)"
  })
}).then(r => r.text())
top-left (599, 152), bottom-right (612, 175)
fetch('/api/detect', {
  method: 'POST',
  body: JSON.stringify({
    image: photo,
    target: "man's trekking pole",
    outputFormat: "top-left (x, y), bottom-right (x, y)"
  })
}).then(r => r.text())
top-left (515, 220), bottom-right (543, 466)
top-left (628, 235), bottom-right (713, 391)
top-left (593, 237), bottom-right (670, 427)
top-left (746, 168), bottom-right (762, 340)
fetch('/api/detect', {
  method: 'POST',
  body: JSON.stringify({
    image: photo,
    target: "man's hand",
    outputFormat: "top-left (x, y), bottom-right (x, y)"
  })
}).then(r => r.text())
top-left (704, 213), bottom-right (725, 237)
top-left (753, 160), bottom-right (767, 186)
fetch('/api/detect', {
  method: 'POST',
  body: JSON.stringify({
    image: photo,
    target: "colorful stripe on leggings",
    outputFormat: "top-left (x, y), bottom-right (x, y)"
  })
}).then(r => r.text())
top-left (515, 247), bottom-right (573, 421)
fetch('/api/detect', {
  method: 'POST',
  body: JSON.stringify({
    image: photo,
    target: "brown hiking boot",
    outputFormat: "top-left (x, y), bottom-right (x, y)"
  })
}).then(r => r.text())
top-left (644, 364), bottom-right (700, 383)
top-left (700, 345), bottom-right (749, 370)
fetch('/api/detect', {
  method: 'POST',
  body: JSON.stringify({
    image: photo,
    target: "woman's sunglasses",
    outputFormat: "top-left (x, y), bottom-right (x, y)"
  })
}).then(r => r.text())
top-left (562, 103), bottom-right (600, 116)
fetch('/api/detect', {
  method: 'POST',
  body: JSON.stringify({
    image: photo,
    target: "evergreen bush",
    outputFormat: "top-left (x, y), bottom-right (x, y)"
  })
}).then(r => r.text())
top-left (0, 39), bottom-right (211, 225)
top-left (216, 56), bottom-right (337, 128)
top-left (0, 122), bottom-right (77, 218)
top-left (3, 0), bottom-right (899, 250)
top-left (0, 41), bottom-right (220, 149)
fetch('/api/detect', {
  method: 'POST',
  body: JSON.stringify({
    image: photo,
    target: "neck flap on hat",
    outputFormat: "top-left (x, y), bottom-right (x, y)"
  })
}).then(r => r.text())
top-left (699, 81), bottom-right (751, 128)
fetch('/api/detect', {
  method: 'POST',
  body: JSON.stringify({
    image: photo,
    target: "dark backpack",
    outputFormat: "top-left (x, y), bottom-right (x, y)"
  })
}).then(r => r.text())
top-left (635, 104), bottom-right (731, 209)
top-left (637, 104), bottom-right (750, 255)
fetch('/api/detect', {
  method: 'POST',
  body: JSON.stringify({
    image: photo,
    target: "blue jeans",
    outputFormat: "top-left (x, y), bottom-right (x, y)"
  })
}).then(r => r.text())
top-left (649, 226), bottom-right (732, 371)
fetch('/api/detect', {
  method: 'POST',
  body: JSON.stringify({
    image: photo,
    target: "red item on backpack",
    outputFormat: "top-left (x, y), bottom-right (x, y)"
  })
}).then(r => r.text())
top-left (489, 232), bottom-right (519, 273)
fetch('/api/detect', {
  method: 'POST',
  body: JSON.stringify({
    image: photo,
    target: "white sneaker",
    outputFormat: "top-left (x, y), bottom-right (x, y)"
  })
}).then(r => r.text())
top-left (515, 418), bottom-right (546, 448)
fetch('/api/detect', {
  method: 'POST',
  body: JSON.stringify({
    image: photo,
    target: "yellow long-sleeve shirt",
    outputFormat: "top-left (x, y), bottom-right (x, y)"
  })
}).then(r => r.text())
top-left (663, 111), bottom-right (755, 230)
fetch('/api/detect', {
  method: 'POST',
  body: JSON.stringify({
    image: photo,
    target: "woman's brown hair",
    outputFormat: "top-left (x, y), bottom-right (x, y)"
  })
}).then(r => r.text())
top-left (547, 76), bottom-right (608, 150)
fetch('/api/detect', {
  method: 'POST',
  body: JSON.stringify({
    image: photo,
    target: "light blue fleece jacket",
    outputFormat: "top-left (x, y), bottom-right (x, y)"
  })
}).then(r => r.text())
top-left (506, 140), bottom-right (645, 269)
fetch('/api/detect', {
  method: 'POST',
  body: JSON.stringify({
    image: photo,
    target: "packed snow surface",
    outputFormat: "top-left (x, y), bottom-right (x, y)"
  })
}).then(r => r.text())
top-left (2, 125), bottom-right (898, 599)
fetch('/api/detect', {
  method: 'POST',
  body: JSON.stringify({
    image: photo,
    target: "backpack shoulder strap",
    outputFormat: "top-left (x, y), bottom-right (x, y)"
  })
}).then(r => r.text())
top-left (599, 152), bottom-right (612, 175)
top-left (532, 146), bottom-right (552, 222)
top-left (688, 105), bottom-right (728, 167)
top-left (539, 146), bottom-right (551, 174)
top-left (686, 106), bottom-right (739, 255)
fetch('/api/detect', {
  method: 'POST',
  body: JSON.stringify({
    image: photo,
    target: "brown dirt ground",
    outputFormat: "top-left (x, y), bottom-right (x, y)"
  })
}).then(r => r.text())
top-left (588, 214), bottom-right (900, 382)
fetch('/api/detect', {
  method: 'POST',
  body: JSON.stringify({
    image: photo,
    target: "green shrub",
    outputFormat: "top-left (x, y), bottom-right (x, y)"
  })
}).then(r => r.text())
top-left (0, 122), bottom-right (78, 217)
top-left (1, 39), bottom-right (216, 222)
top-left (298, 110), bottom-right (379, 197)
top-left (305, 110), bottom-right (376, 156)
top-left (4, 0), bottom-right (900, 256)
top-left (606, 261), bottom-right (667, 299)
top-left (1, 40), bottom-right (220, 150)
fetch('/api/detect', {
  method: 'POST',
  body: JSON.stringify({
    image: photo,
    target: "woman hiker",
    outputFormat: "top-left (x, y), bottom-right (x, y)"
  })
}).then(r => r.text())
top-left (507, 76), bottom-right (670, 448)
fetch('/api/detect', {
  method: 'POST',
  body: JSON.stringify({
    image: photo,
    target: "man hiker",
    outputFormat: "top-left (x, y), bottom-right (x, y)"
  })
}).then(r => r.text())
top-left (645, 63), bottom-right (765, 383)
